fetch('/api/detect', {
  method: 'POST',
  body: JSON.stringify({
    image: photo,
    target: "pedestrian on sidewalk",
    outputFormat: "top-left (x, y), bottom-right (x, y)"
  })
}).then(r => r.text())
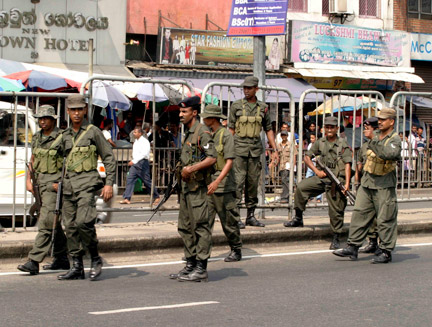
top-left (228, 76), bottom-right (279, 229)
top-left (17, 105), bottom-right (69, 275)
top-left (283, 116), bottom-right (353, 250)
top-left (333, 108), bottom-right (401, 263)
top-left (120, 127), bottom-right (160, 205)
top-left (169, 96), bottom-right (216, 282)
top-left (102, 118), bottom-right (117, 148)
top-left (274, 129), bottom-right (297, 203)
top-left (202, 104), bottom-right (243, 262)
top-left (57, 94), bottom-right (116, 281)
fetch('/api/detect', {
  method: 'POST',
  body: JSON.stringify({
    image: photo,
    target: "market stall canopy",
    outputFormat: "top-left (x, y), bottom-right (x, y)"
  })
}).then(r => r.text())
top-left (4, 70), bottom-right (81, 90)
top-left (0, 77), bottom-right (25, 92)
top-left (308, 95), bottom-right (380, 116)
top-left (113, 82), bottom-right (169, 102)
top-left (155, 77), bottom-right (322, 103)
top-left (405, 95), bottom-right (432, 108)
top-left (91, 81), bottom-right (132, 110)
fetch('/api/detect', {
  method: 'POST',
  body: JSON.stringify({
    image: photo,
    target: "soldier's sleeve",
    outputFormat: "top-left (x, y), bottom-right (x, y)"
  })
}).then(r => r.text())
top-left (223, 131), bottom-right (236, 159)
top-left (357, 143), bottom-right (368, 165)
top-left (369, 133), bottom-right (402, 161)
top-left (341, 139), bottom-right (353, 164)
top-left (200, 128), bottom-right (216, 158)
top-left (92, 127), bottom-right (116, 186)
top-left (228, 101), bottom-right (238, 130)
top-left (262, 102), bottom-right (272, 132)
top-left (305, 139), bottom-right (319, 157)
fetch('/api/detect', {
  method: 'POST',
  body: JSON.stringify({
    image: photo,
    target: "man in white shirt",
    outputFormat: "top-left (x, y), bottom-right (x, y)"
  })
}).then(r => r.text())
top-left (102, 119), bottom-right (116, 147)
top-left (120, 127), bottom-right (160, 205)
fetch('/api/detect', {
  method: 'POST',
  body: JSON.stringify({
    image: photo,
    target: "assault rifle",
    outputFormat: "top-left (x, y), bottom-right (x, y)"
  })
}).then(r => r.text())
top-left (315, 157), bottom-right (356, 205)
top-left (26, 162), bottom-right (42, 226)
top-left (147, 174), bottom-right (179, 223)
top-left (49, 158), bottom-right (66, 257)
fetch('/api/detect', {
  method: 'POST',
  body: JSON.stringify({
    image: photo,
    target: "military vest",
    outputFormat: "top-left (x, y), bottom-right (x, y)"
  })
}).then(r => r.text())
top-left (317, 138), bottom-right (346, 177)
top-left (235, 101), bottom-right (262, 138)
top-left (363, 133), bottom-right (398, 176)
top-left (66, 125), bottom-right (98, 173)
top-left (214, 128), bottom-right (225, 171)
top-left (33, 133), bottom-right (63, 174)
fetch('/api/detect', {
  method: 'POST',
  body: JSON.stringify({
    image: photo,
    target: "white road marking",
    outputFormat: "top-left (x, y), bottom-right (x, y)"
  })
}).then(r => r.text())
top-left (88, 301), bottom-right (219, 315)
top-left (2, 242), bottom-right (432, 277)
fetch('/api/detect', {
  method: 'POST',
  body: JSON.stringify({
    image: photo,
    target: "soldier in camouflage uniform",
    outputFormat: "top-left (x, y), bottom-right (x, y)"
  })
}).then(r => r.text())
top-left (355, 117), bottom-right (379, 254)
top-left (333, 108), bottom-right (401, 263)
top-left (228, 76), bottom-right (279, 229)
top-left (169, 96), bottom-right (216, 282)
top-left (57, 95), bottom-right (116, 281)
top-left (202, 104), bottom-right (243, 262)
top-left (284, 116), bottom-right (353, 250)
top-left (18, 105), bottom-right (69, 275)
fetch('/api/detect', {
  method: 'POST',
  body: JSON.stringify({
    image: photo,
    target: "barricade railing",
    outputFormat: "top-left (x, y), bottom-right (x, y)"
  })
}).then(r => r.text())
top-left (201, 81), bottom-right (295, 216)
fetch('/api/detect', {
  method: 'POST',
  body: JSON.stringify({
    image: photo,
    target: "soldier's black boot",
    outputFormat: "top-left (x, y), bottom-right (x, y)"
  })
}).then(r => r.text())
top-left (245, 208), bottom-right (265, 227)
top-left (57, 256), bottom-right (85, 280)
top-left (224, 248), bottom-right (242, 262)
top-left (17, 260), bottom-right (39, 275)
top-left (329, 234), bottom-right (341, 250)
top-left (283, 209), bottom-right (304, 227)
top-left (333, 244), bottom-right (359, 260)
top-left (178, 259), bottom-right (208, 282)
top-left (88, 246), bottom-right (103, 281)
top-left (371, 249), bottom-right (392, 264)
top-left (43, 254), bottom-right (70, 270)
top-left (238, 220), bottom-right (246, 229)
top-left (169, 257), bottom-right (196, 279)
top-left (359, 237), bottom-right (378, 254)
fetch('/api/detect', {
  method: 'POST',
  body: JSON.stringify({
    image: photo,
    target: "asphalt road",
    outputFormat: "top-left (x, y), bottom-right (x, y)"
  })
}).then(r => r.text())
top-left (2, 235), bottom-right (432, 327)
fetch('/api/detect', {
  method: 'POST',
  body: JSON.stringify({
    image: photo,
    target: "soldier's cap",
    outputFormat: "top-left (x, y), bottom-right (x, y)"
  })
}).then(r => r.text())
top-left (66, 94), bottom-right (87, 108)
top-left (34, 105), bottom-right (58, 119)
top-left (241, 76), bottom-right (259, 87)
top-left (280, 130), bottom-right (288, 136)
top-left (200, 104), bottom-right (227, 119)
top-left (324, 116), bottom-right (338, 126)
top-left (377, 107), bottom-right (396, 119)
top-left (364, 117), bottom-right (379, 128)
top-left (178, 96), bottom-right (201, 109)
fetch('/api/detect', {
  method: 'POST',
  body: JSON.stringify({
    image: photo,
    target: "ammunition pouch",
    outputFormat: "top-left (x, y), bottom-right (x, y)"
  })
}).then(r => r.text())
top-left (33, 148), bottom-right (62, 174)
top-left (363, 149), bottom-right (396, 176)
top-left (235, 102), bottom-right (262, 138)
top-left (67, 145), bottom-right (98, 173)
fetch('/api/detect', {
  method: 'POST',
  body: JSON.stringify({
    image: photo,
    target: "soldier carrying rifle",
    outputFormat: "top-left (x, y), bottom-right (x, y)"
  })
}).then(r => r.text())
top-left (283, 116), bottom-right (353, 250)
top-left (18, 105), bottom-right (69, 275)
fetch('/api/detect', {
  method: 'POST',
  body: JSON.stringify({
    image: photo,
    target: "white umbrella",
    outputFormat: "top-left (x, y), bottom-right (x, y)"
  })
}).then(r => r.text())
top-left (91, 81), bottom-right (131, 110)
top-left (136, 83), bottom-right (169, 102)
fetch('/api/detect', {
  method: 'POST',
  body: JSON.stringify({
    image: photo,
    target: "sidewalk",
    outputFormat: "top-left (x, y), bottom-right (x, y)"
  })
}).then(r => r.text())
top-left (1, 200), bottom-right (431, 259)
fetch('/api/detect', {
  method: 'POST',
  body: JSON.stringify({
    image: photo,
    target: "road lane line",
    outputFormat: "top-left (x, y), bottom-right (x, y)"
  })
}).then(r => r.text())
top-left (2, 242), bottom-right (432, 277)
top-left (88, 301), bottom-right (220, 315)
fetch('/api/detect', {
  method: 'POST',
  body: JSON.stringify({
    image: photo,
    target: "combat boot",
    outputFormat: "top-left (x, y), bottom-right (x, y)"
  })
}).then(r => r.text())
top-left (89, 256), bottom-right (103, 281)
top-left (57, 256), bottom-right (85, 280)
top-left (359, 238), bottom-right (378, 254)
top-left (329, 234), bottom-right (341, 250)
top-left (17, 260), bottom-right (39, 275)
top-left (371, 249), bottom-right (392, 264)
top-left (178, 259), bottom-right (208, 282)
top-left (245, 208), bottom-right (265, 227)
top-left (333, 244), bottom-right (359, 260)
top-left (283, 208), bottom-right (304, 227)
top-left (224, 249), bottom-right (242, 262)
top-left (238, 220), bottom-right (246, 229)
top-left (169, 257), bottom-right (196, 279)
top-left (43, 254), bottom-right (70, 270)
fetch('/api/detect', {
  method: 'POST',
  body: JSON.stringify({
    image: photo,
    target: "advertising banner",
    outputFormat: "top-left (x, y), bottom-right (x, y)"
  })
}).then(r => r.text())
top-left (158, 27), bottom-right (284, 69)
top-left (227, 0), bottom-right (288, 36)
top-left (411, 33), bottom-right (432, 61)
top-left (289, 20), bottom-right (410, 67)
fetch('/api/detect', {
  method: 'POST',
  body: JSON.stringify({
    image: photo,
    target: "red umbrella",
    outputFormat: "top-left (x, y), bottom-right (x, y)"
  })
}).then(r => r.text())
top-left (4, 70), bottom-right (81, 91)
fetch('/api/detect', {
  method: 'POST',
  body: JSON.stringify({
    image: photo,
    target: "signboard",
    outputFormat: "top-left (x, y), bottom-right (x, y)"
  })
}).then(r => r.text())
top-left (289, 20), bottom-right (410, 67)
top-left (303, 77), bottom-right (394, 91)
top-left (227, 0), bottom-right (288, 36)
top-left (0, 0), bottom-right (126, 65)
top-left (411, 33), bottom-right (432, 61)
top-left (158, 27), bottom-right (284, 69)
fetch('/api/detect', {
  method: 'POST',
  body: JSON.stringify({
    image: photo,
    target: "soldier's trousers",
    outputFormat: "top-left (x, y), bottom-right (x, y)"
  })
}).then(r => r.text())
top-left (294, 176), bottom-right (346, 234)
top-left (28, 185), bottom-right (68, 262)
top-left (62, 189), bottom-right (98, 257)
top-left (178, 186), bottom-right (212, 261)
top-left (233, 155), bottom-right (261, 209)
top-left (348, 186), bottom-right (398, 251)
top-left (208, 191), bottom-right (242, 250)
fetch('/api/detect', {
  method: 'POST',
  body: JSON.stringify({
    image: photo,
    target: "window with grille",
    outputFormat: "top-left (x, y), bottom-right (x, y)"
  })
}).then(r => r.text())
top-left (322, 0), bottom-right (329, 15)
top-left (408, 0), bottom-right (432, 20)
top-left (359, 0), bottom-right (378, 17)
top-left (288, 0), bottom-right (307, 12)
